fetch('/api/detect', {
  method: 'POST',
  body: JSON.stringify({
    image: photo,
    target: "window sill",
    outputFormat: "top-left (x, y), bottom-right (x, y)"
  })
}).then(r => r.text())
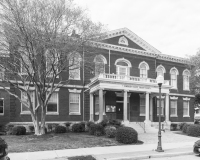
top-left (183, 89), bottom-right (190, 91)
top-left (95, 112), bottom-right (99, 115)
top-left (69, 78), bottom-right (81, 80)
top-left (171, 88), bottom-right (177, 90)
top-left (140, 114), bottom-right (145, 116)
top-left (157, 115), bottom-right (164, 117)
top-left (20, 112), bottom-right (31, 115)
top-left (46, 112), bottom-right (59, 115)
top-left (69, 113), bottom-right (81, 115)
top-left (0, 113), bottom-right (4, 116)
top-left (183, 115), bottom-right (190, 117)
top-left (170, 115), bottom-right (178, 117)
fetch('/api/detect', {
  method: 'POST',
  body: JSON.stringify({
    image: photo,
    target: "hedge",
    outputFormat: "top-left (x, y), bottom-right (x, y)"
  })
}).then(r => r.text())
top-left (187, 124), bottom-right (200, 137)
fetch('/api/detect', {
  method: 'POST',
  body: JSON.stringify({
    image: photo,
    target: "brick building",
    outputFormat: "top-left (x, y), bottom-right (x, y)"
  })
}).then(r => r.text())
top-left (0, 28), bottom-right (194, 127)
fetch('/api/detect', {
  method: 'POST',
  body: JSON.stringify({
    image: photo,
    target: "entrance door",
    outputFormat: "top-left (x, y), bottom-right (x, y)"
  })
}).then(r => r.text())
top-left (116, 103), bottom-right (123, 120)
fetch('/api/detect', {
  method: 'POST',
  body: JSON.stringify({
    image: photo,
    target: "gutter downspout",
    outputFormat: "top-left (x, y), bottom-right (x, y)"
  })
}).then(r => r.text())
top-left (82, 43), bottom-right (85, 121)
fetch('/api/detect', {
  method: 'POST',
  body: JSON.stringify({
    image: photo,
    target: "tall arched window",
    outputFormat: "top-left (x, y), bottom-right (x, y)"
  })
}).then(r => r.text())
top-left (170, 67), bottom-right (179, 89)
top-left (69, 52), bottom-right (81, 80)
top-left (115, 58), bottom-right (132, 77)
top-left (94, 55), bottom-right (107, 76)
top-left (183, 69), bottom-right (190, 90)
top-left (0, 66), bottom-right (5, 80)
top-left (138, 61), bottom-right (149, 78)
top-left (156, 65), bottom-right (166, 77)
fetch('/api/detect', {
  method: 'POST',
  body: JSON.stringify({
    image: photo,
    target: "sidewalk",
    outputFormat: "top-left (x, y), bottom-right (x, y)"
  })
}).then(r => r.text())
top-left (8, 141), bottom-right (195, 160)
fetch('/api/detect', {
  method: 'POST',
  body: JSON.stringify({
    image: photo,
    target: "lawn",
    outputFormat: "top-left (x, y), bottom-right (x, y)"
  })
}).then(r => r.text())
top-left (1, 132), bottom-right (123, 153)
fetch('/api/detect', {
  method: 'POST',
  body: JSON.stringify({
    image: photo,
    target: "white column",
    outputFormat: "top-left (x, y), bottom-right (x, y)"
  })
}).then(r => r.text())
top-left (144, 92), bottom-right (151, 124)
top-left (103, 91), bottom-right (106, 115)
top-left (165, 93), bottom-right (170, 122)
top-left (99, 89), bottom-right (103, 122)
top-left (89, 93), bottom-right (94, 121)
top-left (150, 95), bottom-right (153, 121)
top-left (123, 90), bottom-right (128, 124)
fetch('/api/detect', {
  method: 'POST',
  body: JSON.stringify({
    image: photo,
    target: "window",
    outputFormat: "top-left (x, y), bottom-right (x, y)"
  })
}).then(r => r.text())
top-left (0, 66), bottom-right (4, 80)
top-left (0, 99), bottom-right (4, 115)
top-left (183, 97), bottom-right (190, 117)
top-left (95, 95), bottom-right (99, 115)
top-left (139, 94), bottom-right (145, 116)
top-left (47, 92), bottom-right (58, 114)
top-left (69, 52), bottom-right (81, 80)
top-left (94, 55), bottom-right (107, 76)
top-left (21, 91), bottom-right (35, 114)
top-left (115, 58), bottom-right (132, 78)
top-left (46, 49), bottom-right (59, 77)
top-left (139, 61), bottom-right (149, 78)
top-left (183, 69), bottom-right (190, 90)
top-left (69, 93), bottom-right (80, 115)
top-left (157, 97), bottom-right (164, 115)
top-left (170, 67), bottom-right (179, 89)
top-left (156, 65), bottom-right (166, 77)
top-left (170, 101), bottom-right (177, 116)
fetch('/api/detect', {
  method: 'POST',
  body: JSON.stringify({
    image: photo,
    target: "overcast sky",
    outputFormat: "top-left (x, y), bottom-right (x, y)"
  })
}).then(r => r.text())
top-left (74, 0), bottom-right (200, 58)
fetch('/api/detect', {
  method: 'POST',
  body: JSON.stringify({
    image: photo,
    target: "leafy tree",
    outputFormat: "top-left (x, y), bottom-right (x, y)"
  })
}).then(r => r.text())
top-left (0, 0), bottom-right (105, 135)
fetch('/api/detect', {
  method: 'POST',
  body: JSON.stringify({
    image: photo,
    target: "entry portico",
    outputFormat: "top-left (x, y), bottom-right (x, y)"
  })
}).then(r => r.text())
top-left (88, 73), bottom-right (172, 125)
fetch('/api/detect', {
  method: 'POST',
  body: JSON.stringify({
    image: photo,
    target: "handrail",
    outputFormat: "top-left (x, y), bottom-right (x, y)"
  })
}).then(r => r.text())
top-left (136, 121), bottom-right (146, 133)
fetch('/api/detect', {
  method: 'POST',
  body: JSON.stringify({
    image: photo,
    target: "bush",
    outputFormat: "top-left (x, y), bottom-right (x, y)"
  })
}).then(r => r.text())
top-left (86, 121), bottom-right (95, 128)
top-left (179, 122), bottom-right (187, 130)
top-left (182, 124), bottom-right (191, 134)
top-left (55, 125), bottom-right (67, 133)
top-left (64, 122), bottom-right (71, 127)
top-left (105, 126), bottom-right (116, 138)
top-left (108, 119), bottom-right (122, 128)
top-left (89, 123), bottom-right (104, 136)
top-left (194, 140), bottom-right (200, 147)
top-left (99, 119), bottom-right (108, 127)
top-left (170, 123), bottom-right (177, 131)
top-left (12, 126), bottom-right (26, 135)
top-left (72, 122), bottom-right (85, 132)
top-left (0, 137), bottom-right (7, 151)
top-left (28, 125), bottom-right (34, 132)
top-left (116, 127), bottom-right (138, 144)
top-left (187, 124), bottom-right (200, 137)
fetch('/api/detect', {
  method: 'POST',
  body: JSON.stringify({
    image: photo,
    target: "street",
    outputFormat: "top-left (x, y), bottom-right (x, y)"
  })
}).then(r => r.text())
top-left (143, 154), bottom-right (200, 160)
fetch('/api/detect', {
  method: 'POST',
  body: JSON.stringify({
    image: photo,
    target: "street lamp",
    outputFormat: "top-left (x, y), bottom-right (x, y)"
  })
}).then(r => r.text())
top-left (156, 75), bottom-right (164, 152)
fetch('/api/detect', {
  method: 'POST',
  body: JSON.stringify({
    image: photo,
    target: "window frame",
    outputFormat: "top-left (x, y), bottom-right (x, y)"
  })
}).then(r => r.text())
top-left (69, 89), bottom-right (81, 115)
top-left (21, 91), bottom-right (35, 115)
top-left (68, 53), bottom-right (81, 80)
top-left (170, 67), bottom-right (179, 89)
top-left (156, 96), bottom-right (165, 116)
top-left (0, 98), bottom-right (4, 116)
top-left (156, 65), bottom-right (166, 77)
top-left (115, 58), bottom-right (132, 76)
top-left (46, 92), bottom-right (59, 115)
top-left (138, 61), bottom-right (149, 78)
top-left (183, 69), bottom-right (190, 91)
top-left (94, 55), bottom-right (107, 76)
top-left (170, 96), bottom-right (178, 117)
top-left (183, 97), bottom-right (190, 117)
top-left (139, 94), bottom-right (146, 116)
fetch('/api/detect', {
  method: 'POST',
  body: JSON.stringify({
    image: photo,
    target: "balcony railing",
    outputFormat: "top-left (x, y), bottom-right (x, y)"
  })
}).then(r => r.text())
top-left (91, 73), bottom-right (170, 85)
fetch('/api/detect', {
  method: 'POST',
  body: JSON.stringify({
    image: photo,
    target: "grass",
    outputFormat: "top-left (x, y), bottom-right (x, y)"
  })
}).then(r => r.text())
top-left (1, 132), bottom-right (123, 153)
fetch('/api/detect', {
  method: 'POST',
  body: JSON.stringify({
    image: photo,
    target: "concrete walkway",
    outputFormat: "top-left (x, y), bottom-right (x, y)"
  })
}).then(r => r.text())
top-left (8, 131), bottom-right (199, 160)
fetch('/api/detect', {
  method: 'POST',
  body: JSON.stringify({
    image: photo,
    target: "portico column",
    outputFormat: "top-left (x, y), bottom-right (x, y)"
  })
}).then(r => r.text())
top-left (150, 95), bottom-right (153, 121)
top-left (144, 92), bottom-right (151, 124)
top-left (99, 89), bottom-right (103, 122)
top-left (165, 93), bottom-right (170, 122)
top-left (123, 90), bottom-right (128, 124)
top-left (89, 93), bottom-right (94, 121)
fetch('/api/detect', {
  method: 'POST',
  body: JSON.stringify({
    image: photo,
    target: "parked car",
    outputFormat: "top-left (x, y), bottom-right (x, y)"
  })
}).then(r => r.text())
top-left (0, 137), bottom-right (9, 160)
top-left (193, 140), bottom-right (200, 155)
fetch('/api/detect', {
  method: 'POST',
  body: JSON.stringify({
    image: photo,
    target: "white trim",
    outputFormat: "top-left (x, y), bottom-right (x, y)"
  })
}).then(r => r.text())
top-left (156, 65), bottom-right (166, 74)
top-left (94, 54), bottom-right (107, 64)
top-left (169, 93), bottom-right (194, 97)
top-left (118, 36), bottom-right (129, 46)
top-left (182, 69), bottom-right (191, 76)
top-left (156, 96), bottom-right (165, 99)
top-left (20, 91), bottom-right (35, 114)
top-left (183, 69), bottom-right (190, 91)
top-left (69, 93), bottom-right (81, 115)
top-left (0, 87), bottom-right (10, 89)
top-left (170, 67), bottom-right (178, 89)
top-left (183, 97), bottom-right (190, 101)
top-left (46, 92), bottom-right (59, 115)
top-left (0, 98), bottom-right (4, 116)
top-left (115, 58), bottom-right (132, 67)
top-left (68, 89), bottom-right (82, 93)
top-left (138, 61), bottom-right (150, 70)
top-left (183, 100), bottom-right (190, 117)
top-left (170, 67), bottom-right (179, 75)
top-left (170, 96), bottom-right (178, 100)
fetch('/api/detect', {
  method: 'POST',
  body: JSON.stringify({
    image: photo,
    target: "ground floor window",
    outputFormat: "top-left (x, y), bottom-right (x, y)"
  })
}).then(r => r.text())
top-left (157, 98), bottom-right (164, 115)
top-left (139, 94), bottom-right (145, 116)
top-left (69, 93), bottom-right (80, 115)
top-left (183, 101), bottom-right (190, 117)
top-left (21, 91), bottom-right (35, 114)
top-left (0, 98), bottom-right (4, 115)
top-left (95, 95), bottom-right (99, 115)
top-left (47, 92), bottom-right (58, 114)
top-left (170, 100), bottom-right (177, 116)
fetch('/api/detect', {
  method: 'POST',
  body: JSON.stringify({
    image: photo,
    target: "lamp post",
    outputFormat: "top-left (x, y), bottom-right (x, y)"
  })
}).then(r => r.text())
top-left (156, 75), bottom-right (164, 152)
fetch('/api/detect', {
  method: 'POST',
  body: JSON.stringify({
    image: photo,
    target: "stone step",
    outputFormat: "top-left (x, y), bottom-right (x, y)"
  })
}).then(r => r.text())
top-left (126, 122), bottom-right (158, 133)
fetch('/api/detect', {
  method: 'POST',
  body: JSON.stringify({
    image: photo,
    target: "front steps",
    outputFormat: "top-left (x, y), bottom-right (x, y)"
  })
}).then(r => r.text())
top-left (125, 122), bottom-right (158, 134)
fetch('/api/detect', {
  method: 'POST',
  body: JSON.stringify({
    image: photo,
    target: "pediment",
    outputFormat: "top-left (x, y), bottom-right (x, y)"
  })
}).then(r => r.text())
top-left (100, 28), bottom-right (161, 54)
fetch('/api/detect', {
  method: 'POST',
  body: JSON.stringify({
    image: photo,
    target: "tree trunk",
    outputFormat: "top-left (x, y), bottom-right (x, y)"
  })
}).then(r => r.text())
top-left (40, 105), bottom-right (46, 135)
top-left (31, 111), bottom-right (41, 135)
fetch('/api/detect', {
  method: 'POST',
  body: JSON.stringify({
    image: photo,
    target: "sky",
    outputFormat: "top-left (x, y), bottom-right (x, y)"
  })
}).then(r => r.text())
top-left (74, 0), bottom-right (200, 58)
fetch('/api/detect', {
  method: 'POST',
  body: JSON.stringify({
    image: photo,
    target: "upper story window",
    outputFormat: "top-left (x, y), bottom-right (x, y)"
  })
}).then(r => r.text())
top-left (0, 66), bottom-right (5, 80)
top-left (0, 98), bottom-right (4, 115)
top-left (20, 52), bottom-right (33, 75)
top-left (46, 49), bottom-right (59, 77)
top-left (138, 61), bottom-right (149, 78)
top-left (115, 58), bottom-right (132, 76)
top-left (170, 67), bottom-right (179, 89)
top-left (183, 97), bottom-right (190, 117)
top-left (21, 91), bottom-right (35, 114)
top-left (69, 52), bottom-right (81, 80)
top-left (94, 55), bottom-right (107, 76)
top-left (183, 69), bottom-right (190, 91)
top-left (156, 65), bottom-right (166, 77)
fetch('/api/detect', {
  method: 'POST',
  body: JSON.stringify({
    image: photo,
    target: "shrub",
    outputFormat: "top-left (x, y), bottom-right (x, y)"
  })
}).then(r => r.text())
top-left (12, 126), bottom-right (26, 135)
top-left (187, 124), bottom-right (200, 137)
top-left (179, 122), bottom-right (187, 130)
top-left (194, 140), bottom-right (200, 147)
top-left (116, 127), bottom-right (138, 144)
top-left (0, 137), bottom-right (7, 151)
top-left (99, 119), bottom-right (108, 127)
top-left (89, 123), bottom-right (104, 136)
top-left (105, 126), bottom-right (116, 138)
top-left (47, 124), bottom-right (53, 132)
top-left (28, 125), bottom-right (34, 132)
top-left (182, 124), bottom-right (191, 134)
top-left (108, 119), bottom-right (122, 128)
top-left (64, 122), bottom-right (71, 127)
top-left (55, 125), bottom-right (66, 133)
top-left (86, 121), bottom-right (95, 128)
top-left (170, 123), bottom-right (177, 131)
top-left (72, 122), bottom-right (85, 132)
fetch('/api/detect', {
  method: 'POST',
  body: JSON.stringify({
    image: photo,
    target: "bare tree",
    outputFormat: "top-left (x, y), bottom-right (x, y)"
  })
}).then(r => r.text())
top-left (0, 0), bottom-right (105, 135)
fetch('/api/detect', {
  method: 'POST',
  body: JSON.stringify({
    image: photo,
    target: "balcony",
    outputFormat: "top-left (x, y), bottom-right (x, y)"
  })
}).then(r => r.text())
top-left (91, 73), bottom-right (170, 86)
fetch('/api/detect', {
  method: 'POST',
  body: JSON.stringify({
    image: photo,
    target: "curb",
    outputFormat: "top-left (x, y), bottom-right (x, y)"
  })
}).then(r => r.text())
top-left (101, 151), bottom-right (194, 160)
